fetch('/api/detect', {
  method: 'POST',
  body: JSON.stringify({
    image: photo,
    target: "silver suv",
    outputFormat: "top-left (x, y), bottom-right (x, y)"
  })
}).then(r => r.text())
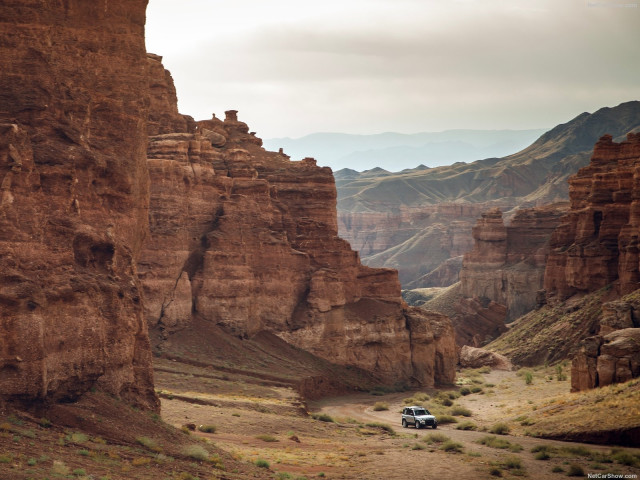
top-left (402, 406), bottom-right (437, 429)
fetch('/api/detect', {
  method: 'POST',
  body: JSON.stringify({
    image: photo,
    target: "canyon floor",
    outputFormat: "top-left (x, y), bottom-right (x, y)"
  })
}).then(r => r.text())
top-left (1, 359), bottom-right (639, 480)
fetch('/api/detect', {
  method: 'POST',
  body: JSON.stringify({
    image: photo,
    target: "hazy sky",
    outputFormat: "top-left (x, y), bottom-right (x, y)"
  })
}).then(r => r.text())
top-left (146, 0), bottom-right (640, 139)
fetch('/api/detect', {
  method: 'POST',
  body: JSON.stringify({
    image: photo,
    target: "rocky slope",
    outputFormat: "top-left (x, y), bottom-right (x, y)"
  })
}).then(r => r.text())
top-left (0, 1), bottom-right (156, 409)
top-left (337, 102), bottom-right (640, 288)
top-left (138, 60), bottom-right (457, 387)
top-left (489, 134), bottom-right (640, 383)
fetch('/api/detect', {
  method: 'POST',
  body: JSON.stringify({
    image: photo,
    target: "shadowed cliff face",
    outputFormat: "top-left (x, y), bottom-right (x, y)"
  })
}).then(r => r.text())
top-left (138, 60), bottom-right (457, 387)
top-left (0, 1), bottom-right (157, 409)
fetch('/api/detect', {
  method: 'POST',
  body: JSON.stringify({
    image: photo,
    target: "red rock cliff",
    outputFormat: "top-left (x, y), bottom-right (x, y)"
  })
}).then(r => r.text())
top-left (139, 73), bottom-right (457, 386)
top-left (0, 0), bottom-right (157, 409)
top-left (545, 133), bottom-right (640, 301)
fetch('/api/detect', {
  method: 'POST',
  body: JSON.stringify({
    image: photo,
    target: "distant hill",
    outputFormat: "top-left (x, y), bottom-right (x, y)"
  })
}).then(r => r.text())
top-left (335, 101), bottom-right (640, 288)
top-left (263, 129), bottom-right (548, 172)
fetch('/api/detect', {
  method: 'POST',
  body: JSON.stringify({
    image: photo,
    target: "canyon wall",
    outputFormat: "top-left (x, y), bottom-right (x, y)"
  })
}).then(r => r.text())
top-left (545, 133), bottom-right (640, 301)
top-left (0, 1), bottom-right (157, 409)
top-left (138, 62), bottom-right (457, 386)
top-left (545, 133), bottom-right (640, 391)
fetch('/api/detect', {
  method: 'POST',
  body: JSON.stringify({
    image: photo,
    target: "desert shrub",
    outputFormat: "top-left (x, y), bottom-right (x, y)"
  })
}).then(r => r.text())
top-left (311, 413), bottom-right (334, 423)
top-left (0, 454), bottom-right (12, 463)
top-left (490, 423), bottom-right (510, 435)
top-left (535, 451), bottom-right (550, 460)
top-left (437, 415), bottom-right (458, 424)
top-left (411, 443), bottom-right (425, 450)
top-left (477, 435), bottom-right (522, 452)
top-left (556, 365), bottom-right (567, 381)
top-left (440, 440), bottom-right (464, 453)
top-left (365, 422), bottom-right (395, 435)
top-left (423, 432), bottom-right (450, 444)
top-left (77, 449), bottom-right (90, 456)
top-left (68, 432), bottom-right (88, 444)
top-left (470, 386), bottom-right (484, 394)
top-left (136, 436), bottom-right (161, 452)
top-left (524, 372), bottom-right (533, 385)
top-left (373, 402), bottom-right (389, 411)
top-left (197, 424), bottom-right (216, 433)
top-left (448, 391), bottom-right (461, 399)
top-left (612, 450), bottom-right (638, 466)
top-left (502, 456), bottom-right (523, 470)
top-left (51, 460), bottom-right (69, 475)
top-left (561, 445), bottom-right (592, 457)
top-left (39, 418), bottom-right (52, 428)
top-left (567, 464), bottom-right (584, 476)
top-left (132, 457), bottom-right (151, 466)
top-left (531, 444), bottom-right (557, 455)
top-left (255, 458), bottom-right (270, 469)
top-left (489, 466), bottom-right (502, 476)
top-left (551, 466), bottom-right (564, 473)
top-left (459, 387), bottom-right (471, 396)
top-left (182, 444), bottom-right (209, 461)
top-left (456, 421), bottom-right (478, 431)
top-left (27, 458), bottom-right (37, 466)
top-left (72, 468), bottom-right (86, 476)
top-left (451, 406), bottom-right (472, 417)
top-left (255, 434), bottom-right (278, 442)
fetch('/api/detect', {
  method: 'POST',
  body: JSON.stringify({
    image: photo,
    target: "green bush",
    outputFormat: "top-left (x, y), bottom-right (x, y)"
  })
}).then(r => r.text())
top-left (535, 451), bottom-right (550, 460)
top-left (255, 458), bottom-right (270, 469)
top-left (423, 432), bottom-right (450, 444)
top-left (365, 422), bottom-right (395, 435)
top-left (440, 440), bottom-right (464, 453)
top-left (459, 387), bottom-right (471, 396)
top-left (451, 406), bottom-right (472, 417)
top-left (255, 434), bottom-right (278, 442)
top-left (489, 423), bottom-right (510, 435)
top-left (437, 415), bottom-right (458, 424)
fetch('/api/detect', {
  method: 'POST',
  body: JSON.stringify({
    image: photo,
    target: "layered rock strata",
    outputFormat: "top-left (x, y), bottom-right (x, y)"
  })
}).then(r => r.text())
top-left (0, 1), bottom-right (156, 409)
top-left (545, 133), bottom-right (640, 300)
top-left (139, 108), bottom-right (457, 386)
top-left (460, 206), bottom-right (566, 321)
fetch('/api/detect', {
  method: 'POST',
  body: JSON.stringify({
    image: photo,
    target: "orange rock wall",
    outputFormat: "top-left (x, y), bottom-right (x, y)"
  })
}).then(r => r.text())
top-left (0, 0), bottom-right (157, 409)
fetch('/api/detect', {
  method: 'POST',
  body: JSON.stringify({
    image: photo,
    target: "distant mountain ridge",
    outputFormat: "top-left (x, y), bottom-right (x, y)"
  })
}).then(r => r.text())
top-left (335, 101), bottom-right (640, 289)
top-left (263, 128), bottom-right (548, 172)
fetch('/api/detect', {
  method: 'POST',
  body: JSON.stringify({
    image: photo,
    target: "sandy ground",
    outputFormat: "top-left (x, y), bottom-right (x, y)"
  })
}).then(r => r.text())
top-left (158, 362), bottom-right (640, 480)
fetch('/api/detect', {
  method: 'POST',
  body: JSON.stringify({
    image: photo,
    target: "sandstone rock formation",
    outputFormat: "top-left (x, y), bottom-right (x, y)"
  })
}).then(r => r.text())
top-left (545, 133), bottom-right (640, 301)
top-left (0, 1), bottom-right (156, 409)
top-left (459, 345), bottom-right (513, 371)
top-left (572, 328), bottom-right (640, 391)
top-left (139, 99), bottom-right (457, 386)
top-left (461, 205), bottom-right (566, 321)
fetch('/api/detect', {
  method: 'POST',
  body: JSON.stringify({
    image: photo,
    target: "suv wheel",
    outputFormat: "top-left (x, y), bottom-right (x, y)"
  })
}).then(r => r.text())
top-left (432, 423), bottom-right (438, 429)
top-left (415, 422), bottom-right (421, 429)
top-left (402, 419), bottom-right (407, 428)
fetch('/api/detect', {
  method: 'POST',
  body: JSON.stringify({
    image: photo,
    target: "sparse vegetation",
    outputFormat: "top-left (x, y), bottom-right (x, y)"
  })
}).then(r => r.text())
top-left (455, 421), bottom-right (478, 431)
top-left (436, 415), bottom-right (458, 424)
top-left (136, 436), bottom-right (161, 452)
top-left (182, 444), bottom-right (209, 461)
top-left (451, 406), bottom-right (472, 417)
top-left (365, 422), bottom-right (395, 435)
top-left (567, 464), bottom-right (585, 476)
top-left (255, 434), bottom-right (278, 442)
top-left (440, 440), bottom-right (464, 453)
top-left (373, 402), bottom-right (389, 411)
top-left (489, 422), bottom-right (510, 435)
top-left (255, 458), bottom-right (270, 469)
top-left (477, 435), bottom-right (522, 452)
top-left (459, 386), bottom-right (471, 396)
top-left (311, 413), bottom-right (334, 423)
top-left (423, 432), bottom-right (450, 444)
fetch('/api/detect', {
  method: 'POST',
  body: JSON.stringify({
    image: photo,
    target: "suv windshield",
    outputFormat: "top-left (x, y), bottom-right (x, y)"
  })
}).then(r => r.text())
top-left (414, 408), bottom-right (429, 416)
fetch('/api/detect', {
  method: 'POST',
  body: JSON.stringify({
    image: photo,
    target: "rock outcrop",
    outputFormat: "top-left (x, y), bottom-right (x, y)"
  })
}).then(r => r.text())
top-left (139, 98), bottom-right (457, 386)
top-left (545, 133), bottom-right (640, 301)
top-left (459, 345), bottom-right (513, 371)
top-left (461, 205), bottom-right (566, 322)
top-left (0, 1), bottom-right (156, 409)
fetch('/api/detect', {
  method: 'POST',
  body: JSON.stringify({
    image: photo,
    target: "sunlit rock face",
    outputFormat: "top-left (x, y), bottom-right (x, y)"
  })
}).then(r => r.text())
top-left (139, 60), bottom-right (457, 386)
top-left (0, 0), bottom-right (157, 409)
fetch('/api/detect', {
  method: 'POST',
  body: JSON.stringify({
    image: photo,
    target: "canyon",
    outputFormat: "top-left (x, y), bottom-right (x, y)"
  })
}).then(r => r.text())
top-left (337, 102), bottom-right (640, 290)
